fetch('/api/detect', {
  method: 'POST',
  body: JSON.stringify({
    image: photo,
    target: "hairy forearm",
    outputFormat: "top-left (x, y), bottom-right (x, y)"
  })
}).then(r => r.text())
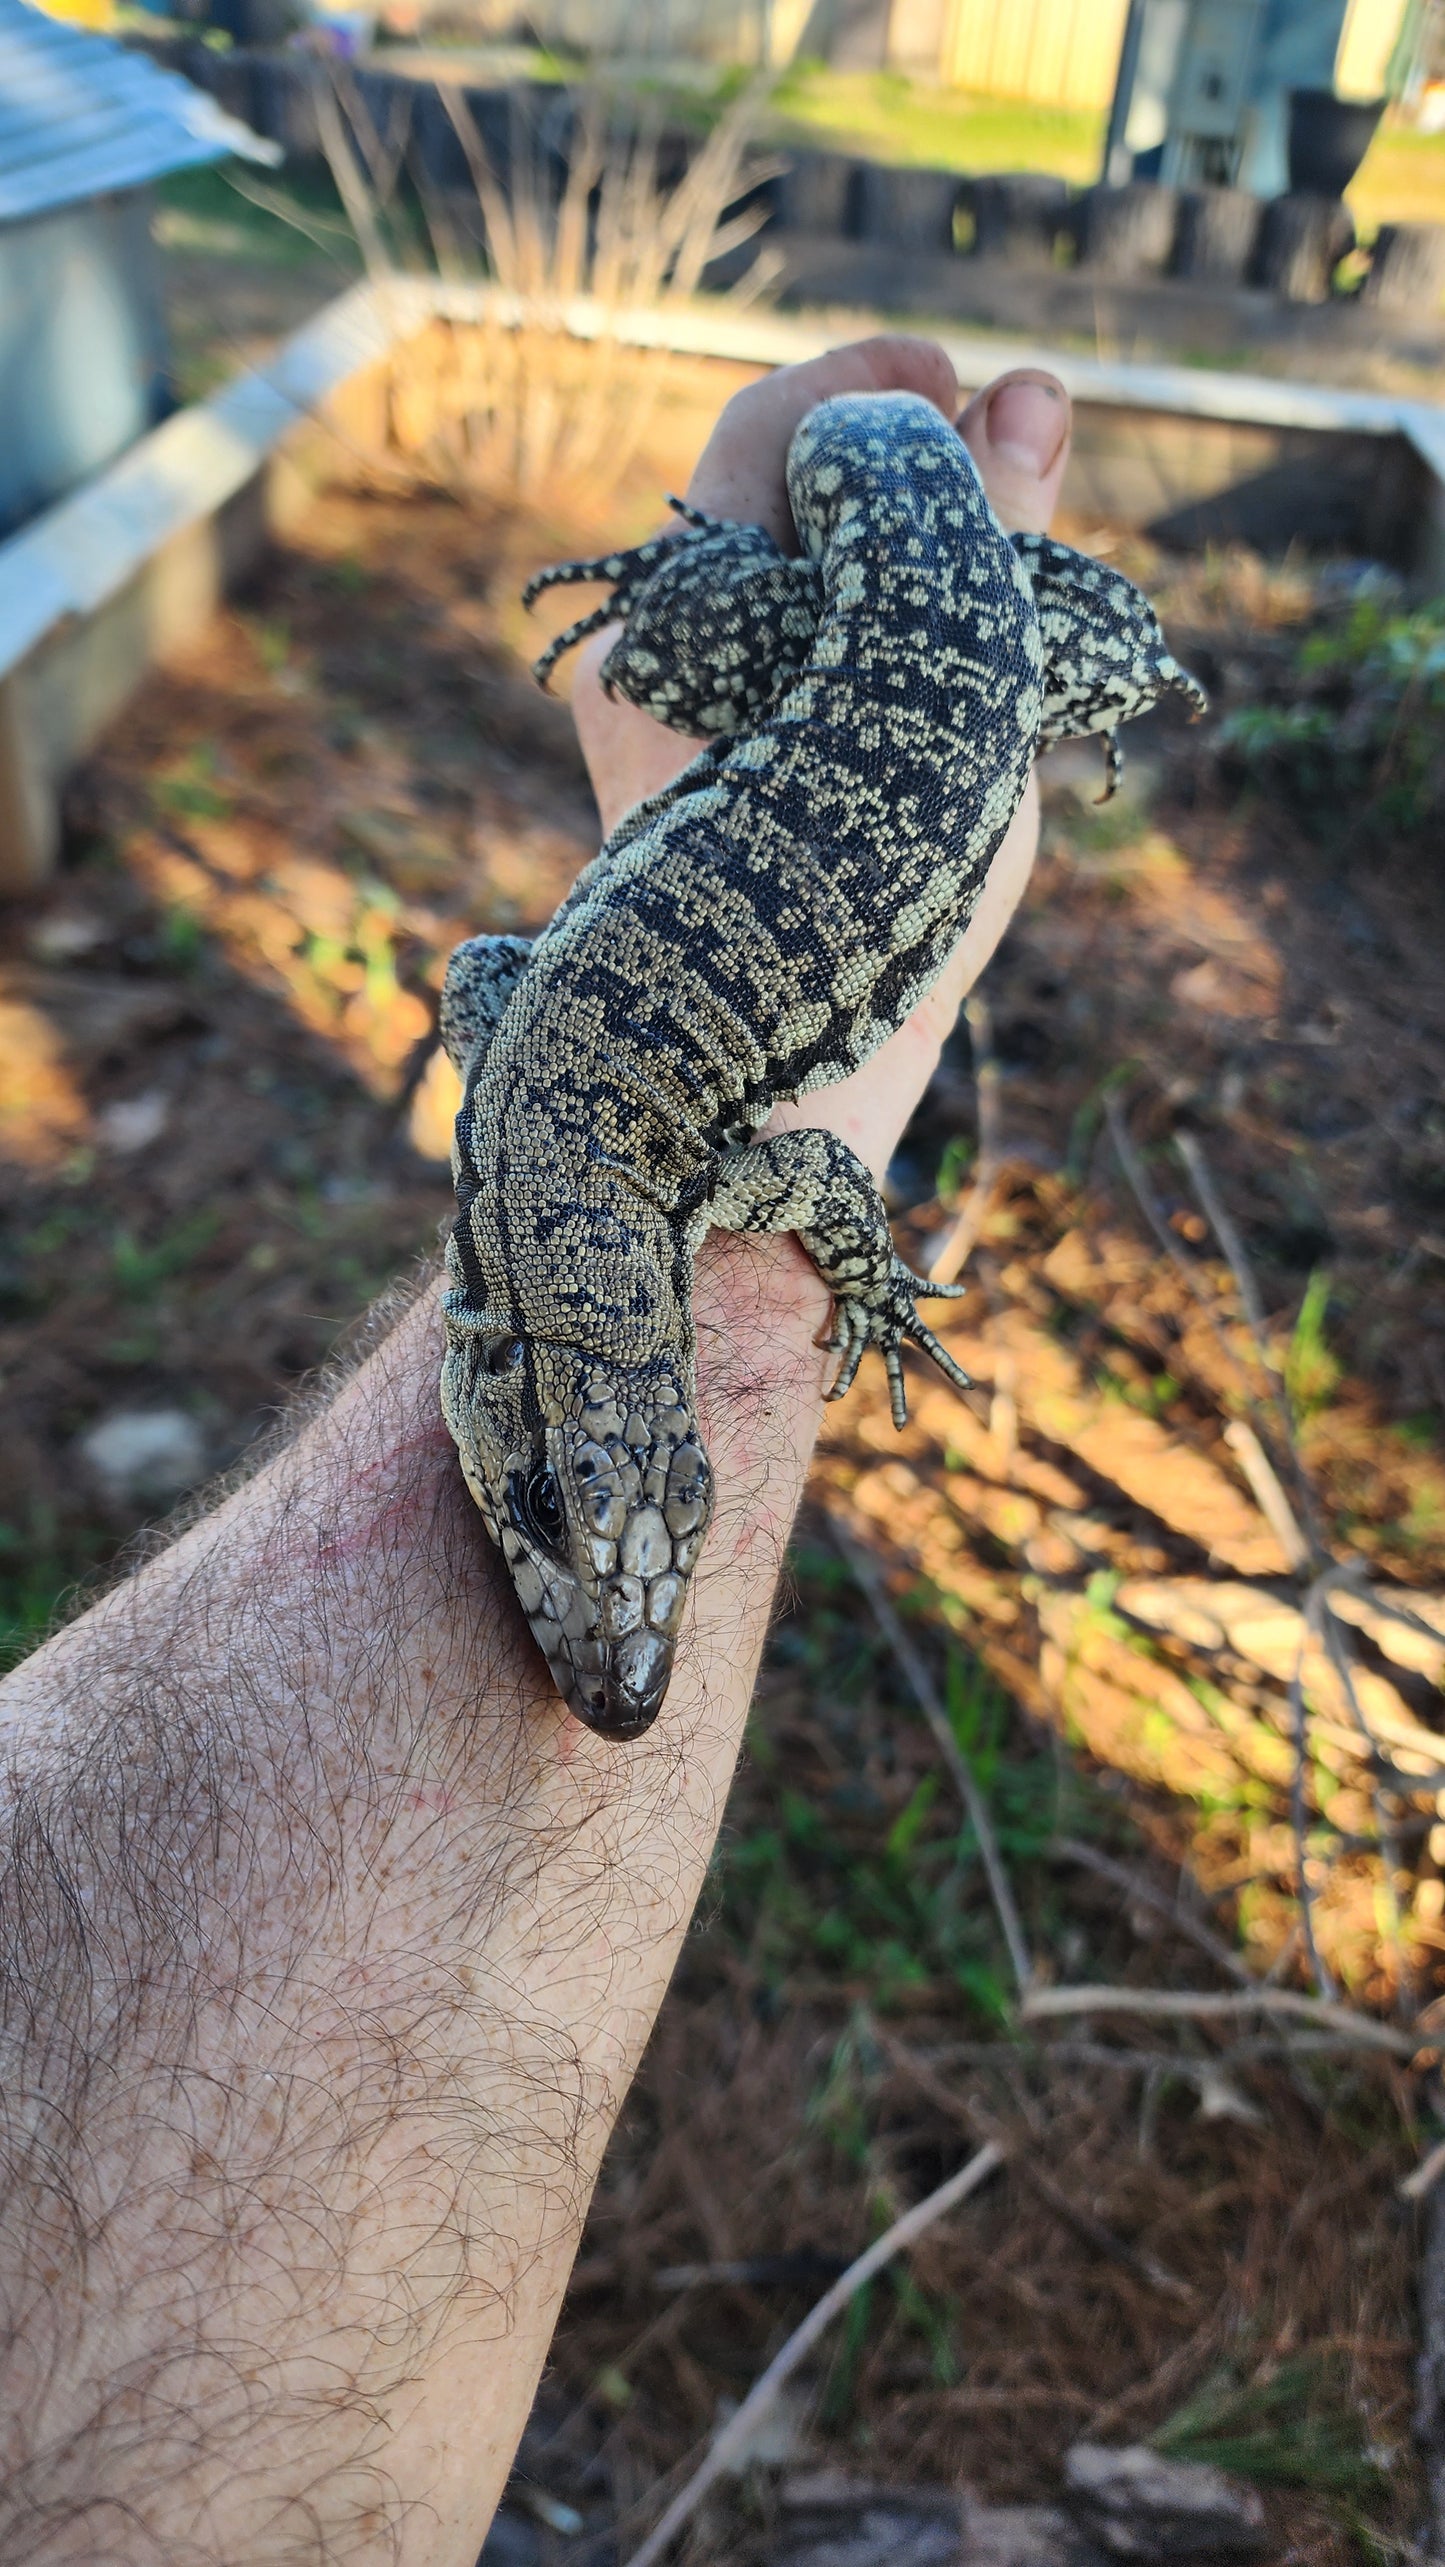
top-left (0, 1235), bottom-right (834, 2565)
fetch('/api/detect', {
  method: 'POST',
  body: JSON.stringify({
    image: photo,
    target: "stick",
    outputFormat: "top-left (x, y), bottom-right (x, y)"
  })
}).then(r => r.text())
top-left (928, 989), bottom-right (1003, 1286)
top-left (828, 1513), bottom-right (1034, 1995)
top-left (1174, 1129), bottom-right (1276, 1364)
top-left (1174, 1126), bottom-right (1326, 1560)
top-left (1415, 2160), bottom-right (1445, 2553)
top-left (618, 2143), bottom-right (1005, 2567)
top-left (1288, 1586), bottom-right (1338, 2001)
top-left (1104, 1098), bottom-right (1321, 1561)
top-left (1223, 1420), bottom-right (1311, 1572)
top-left (1051, 1837), bottom-right (1253, 1985)
top-left (1401, 2139), bottom-right (1445, 2204)
top-left (1319, 1603), bottom-right (1410, 2000)
top-left (883, 2036), bottom-right (1191, 2299)
top-left (1019, 1982), bottom-right (1423, 2058)
top-left (1103, 1089), bottom-right (1191, 1274)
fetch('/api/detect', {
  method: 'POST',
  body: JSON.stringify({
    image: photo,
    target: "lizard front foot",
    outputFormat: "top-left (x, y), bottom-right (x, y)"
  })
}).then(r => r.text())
top-left (704, 1128), bottom-right (971, 1429)
top-left (825, 1253), bottom-right (972, 1428)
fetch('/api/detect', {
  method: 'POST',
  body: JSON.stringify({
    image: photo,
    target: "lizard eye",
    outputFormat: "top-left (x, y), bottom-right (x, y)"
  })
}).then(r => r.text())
top-left (484, 1336), bottom-right (525, 1376)
top-left (508, 1463), bottom-right (567, 1557)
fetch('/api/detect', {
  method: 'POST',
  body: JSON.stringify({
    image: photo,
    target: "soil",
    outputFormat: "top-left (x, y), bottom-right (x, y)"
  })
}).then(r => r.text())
top-left (3, 366), bottom-right (1444, 2562)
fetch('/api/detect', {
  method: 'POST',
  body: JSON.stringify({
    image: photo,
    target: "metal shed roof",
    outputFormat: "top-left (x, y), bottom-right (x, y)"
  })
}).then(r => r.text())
top-left (0, 0), bottom-right (277, 227)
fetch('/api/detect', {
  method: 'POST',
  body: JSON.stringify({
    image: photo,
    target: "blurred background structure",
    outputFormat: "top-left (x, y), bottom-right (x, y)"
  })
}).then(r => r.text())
top-left (0, 0), bottom-right (274, 534)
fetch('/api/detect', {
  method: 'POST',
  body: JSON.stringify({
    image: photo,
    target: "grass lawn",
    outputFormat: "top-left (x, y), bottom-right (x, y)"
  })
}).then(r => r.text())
top-left (754, 65), bottom-right (1445, 236)
top-left (1350, 115), bottom-right (1445, 230)
top-left (762, 65), bottom-right (1106, 182)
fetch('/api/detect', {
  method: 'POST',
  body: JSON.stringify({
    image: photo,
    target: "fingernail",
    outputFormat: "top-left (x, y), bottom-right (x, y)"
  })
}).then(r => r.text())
top-left (984, 376), bottom-right (1067, 479)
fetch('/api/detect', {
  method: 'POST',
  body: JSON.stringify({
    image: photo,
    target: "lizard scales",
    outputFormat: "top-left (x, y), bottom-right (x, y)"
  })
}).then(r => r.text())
top-left (439, 391), bottom-right (1204, 1739)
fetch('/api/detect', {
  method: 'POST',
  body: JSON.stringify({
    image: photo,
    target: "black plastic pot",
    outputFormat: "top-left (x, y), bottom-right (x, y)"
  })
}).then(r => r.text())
top-left (1286, 88), bottom-right (1384, 198)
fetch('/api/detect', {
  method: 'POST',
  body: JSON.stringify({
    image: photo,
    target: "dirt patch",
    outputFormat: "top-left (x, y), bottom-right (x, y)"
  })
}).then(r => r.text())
top-left (2, 428), bottom-right (1442, 2558)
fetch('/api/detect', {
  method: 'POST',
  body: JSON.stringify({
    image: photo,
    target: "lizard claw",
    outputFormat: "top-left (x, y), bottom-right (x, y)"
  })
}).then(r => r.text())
top-left (523, 530), bottom-right (686, 692)
top-left (825, 1258), bottom-right (972, 1422)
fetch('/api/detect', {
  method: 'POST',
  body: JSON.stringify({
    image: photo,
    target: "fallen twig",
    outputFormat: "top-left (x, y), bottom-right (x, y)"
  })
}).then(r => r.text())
top-left (923, 2031), bottom-right (1386, 2073)
top-left (1289, 1583), bottom-right (1338, 2000)
top-left (883, 2035), bottom-right (1191, 2299)
top-left (652, 2251), bottom-right (849, 2293)
top-left (1103, 1090), bottom-right (1195, 1277)
top-left (1174, 1126), bottom-right (1327, 1561)
top-left (1401, 2139), bottom-right (1445, 2204)
top-left (1020, 1981), bottom-right (1424, 2058)
top-left (1104, 1099), bottom-right (1321, 1564)
top-left (928, 990), bottom-right (1003, 1286)
top-left (1173, 1128), bottom-right (1277, 1374)
top-left (1051, 1837), bottom-right (1252, 1986)
top-left (828, 1512), bottom-right (1034, 1994)
top-left (1223, 1419), bottom-right (1311, 1572)
top-left (1318, 1598), bottom-right (1410, 1995)
top-left (618, 2142), bottom-right (1006, 2567)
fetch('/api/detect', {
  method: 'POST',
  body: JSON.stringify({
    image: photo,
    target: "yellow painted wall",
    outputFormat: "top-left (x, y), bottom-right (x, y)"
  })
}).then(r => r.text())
top-left (940, 0), bottom-right (1131, 108)
top-left (1335, 0), bottom-right (1410, 98)
top-left (30, 0), bottom-right (117, 24)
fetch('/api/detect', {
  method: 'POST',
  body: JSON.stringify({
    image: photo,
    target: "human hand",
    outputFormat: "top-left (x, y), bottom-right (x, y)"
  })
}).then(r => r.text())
top-left (570, 334), bottom-right (1072, 1181)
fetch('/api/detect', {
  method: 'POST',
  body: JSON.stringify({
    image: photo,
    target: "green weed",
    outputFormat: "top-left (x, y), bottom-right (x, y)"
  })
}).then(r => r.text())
top-left (160, 905), bottom-right (206, 970)
top-left (1152, 2355), bottom-right (1386, 2499)
top-left (729, 1632), bottom-right (1051, 2018)
top-left (820, 2277), bottom-right (874, 2428)
top-left (1221, 592), bottom-right (1445, 843)
top-left (0, 1518), bottom-right (99, 1674)
top-left (248, 617), bottom-right (292, 676)
top-left (1286, 1268), bottom-right (1342, 1424)
top-left (935, 1134), bottom-right (975, 1204)
top-left (112, 1212), bottom-right (221, 1303)
top-left (1095, 1358), bottom-right (1181, 1418)
top-left (155, 746), bottom-right (232, 825)
top-left (765, 66), bottom-right (1105, 181)
top-left (0, 1559), bottom-right (68, 1673)
top-left (1065, 1061), bottom-right (1141, 1183)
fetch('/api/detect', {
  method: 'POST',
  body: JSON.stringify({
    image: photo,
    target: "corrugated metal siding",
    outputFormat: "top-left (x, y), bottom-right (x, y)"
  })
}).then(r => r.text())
top-left (0, 0), bottom-right (272, 226)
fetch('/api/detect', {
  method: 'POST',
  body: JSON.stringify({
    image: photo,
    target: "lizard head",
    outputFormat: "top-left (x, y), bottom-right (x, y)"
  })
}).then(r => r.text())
top-left (442, 1312), bottom-right (713, 1739)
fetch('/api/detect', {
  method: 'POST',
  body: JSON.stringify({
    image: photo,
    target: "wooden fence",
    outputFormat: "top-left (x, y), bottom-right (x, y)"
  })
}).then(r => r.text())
top-left (935, 0), bottom-right (1130, 107)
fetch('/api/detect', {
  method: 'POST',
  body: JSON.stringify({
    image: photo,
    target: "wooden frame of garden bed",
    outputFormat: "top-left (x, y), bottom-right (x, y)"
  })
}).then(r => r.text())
top-left (1, 272), bottom-right (1442, 895)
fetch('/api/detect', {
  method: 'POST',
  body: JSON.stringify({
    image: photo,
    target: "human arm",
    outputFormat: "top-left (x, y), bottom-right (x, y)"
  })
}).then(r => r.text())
top-left (0, 342), bottom-right (1069, 2565)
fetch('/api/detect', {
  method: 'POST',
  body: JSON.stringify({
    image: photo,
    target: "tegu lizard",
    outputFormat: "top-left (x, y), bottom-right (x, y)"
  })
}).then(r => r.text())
top-left (439, 390), bottom-right (1204, 1741)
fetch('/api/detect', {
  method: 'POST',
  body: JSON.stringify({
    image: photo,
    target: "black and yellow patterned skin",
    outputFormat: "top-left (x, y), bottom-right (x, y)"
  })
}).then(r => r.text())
top-left (439, 392), bottom-right (1204, 1740)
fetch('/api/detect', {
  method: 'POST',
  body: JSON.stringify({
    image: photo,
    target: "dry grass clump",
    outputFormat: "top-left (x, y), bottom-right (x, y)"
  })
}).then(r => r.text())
top-left (317, 68), bottom-right (776, 503)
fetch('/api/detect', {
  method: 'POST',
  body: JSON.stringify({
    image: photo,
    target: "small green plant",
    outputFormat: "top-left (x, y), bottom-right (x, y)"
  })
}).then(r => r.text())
top-left (1286, 1267), bottom-right (1341, 1424)
top-left (1221, 591), bottom-right (1445, 840)
top-left (154, 745), bottom-right (232, 824)
top-left (935, 1134), bottom-right (975, 1204)
top-left (248, 616), bottom-right (292, 675)
top-left (112, 1212), bottom-right (221, 1303)
top-left (0, 1517), bottom-right (100, 1674)
top-left (1095, 1357), bottom-right (1181, 1418)
top-left (0, 1559), bottom-right (67, 1673)
top-left (1152, 2355), bottom-right (1386, 2499)
top-left (160, 904), bottom-right (206, 969)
